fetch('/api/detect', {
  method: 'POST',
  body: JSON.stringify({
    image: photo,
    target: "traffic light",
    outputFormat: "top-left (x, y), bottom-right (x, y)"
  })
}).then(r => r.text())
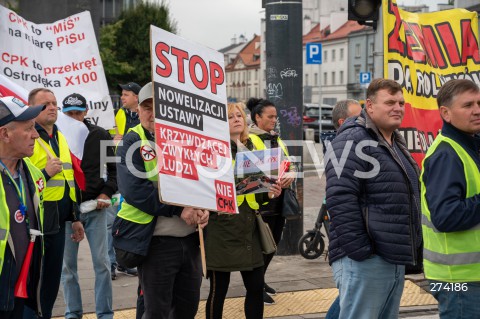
top-left (348, 0), bottom-right (381, 30)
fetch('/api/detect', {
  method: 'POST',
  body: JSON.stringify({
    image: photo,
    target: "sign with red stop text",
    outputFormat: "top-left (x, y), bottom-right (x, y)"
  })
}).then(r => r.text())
top-left (151, 25), bottom-right (236, 213)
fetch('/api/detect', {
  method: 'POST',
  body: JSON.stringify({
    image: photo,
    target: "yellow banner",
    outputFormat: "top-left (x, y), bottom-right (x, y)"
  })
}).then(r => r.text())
top-left (383, 0), bottom-right (480, 165)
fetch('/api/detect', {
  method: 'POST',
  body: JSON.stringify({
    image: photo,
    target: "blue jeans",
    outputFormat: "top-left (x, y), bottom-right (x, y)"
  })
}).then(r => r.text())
top-left (332, 255), bottom-right (405, 319)
top-left (62, 209), bottom-right (113, 319)
top-left (325, 296), bottom-right (340, 319)
top-left (429, 281), bottom-right (480, 319)
top-left (105, 206), bottom-right (117, 267)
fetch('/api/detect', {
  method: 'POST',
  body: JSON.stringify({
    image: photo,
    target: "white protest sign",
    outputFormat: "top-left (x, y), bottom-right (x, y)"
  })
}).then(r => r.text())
top-left (151, 25), bottom-right (236, 214)
top-left (0, 6), bottom-right (114, 128)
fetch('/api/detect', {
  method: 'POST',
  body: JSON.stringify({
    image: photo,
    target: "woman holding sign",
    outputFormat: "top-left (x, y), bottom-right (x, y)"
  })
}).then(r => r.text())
top-left (205, 103), bottom-right (281, 319)
top-left (246, 98), bottom-right (295, 305)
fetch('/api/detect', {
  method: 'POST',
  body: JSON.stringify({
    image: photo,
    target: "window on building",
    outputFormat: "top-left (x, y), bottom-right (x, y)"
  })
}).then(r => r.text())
top-left (323, 72), bottom-right (327, 85)
top-left (355, 44), bottom-right (361, 58)
top-left (331, 72), bottom-right (336, 85)
top-left (255, 69), bottom-right (258, 80)
top-left (314, 73), bottom-right (318, 86)
top-left (332, 49), bottom-right (336, 62)
top-left (324, 50), bottom-right (327, 62)
top-left (369, 42), bottom-right (374, 56)
top-left (340, 48), bottom-right (344, 61)
top-left (340, 71), bottom-right (344, 84)
top-left (305, 74), bottom-right (309, 86)
top-left (369, 64), bottom-right (374, 76)
top-left (355, 65), bottom-right (361, 82)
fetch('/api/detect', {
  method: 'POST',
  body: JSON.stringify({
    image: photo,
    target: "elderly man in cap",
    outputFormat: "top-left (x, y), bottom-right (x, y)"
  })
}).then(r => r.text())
top-left (0, 97), bottom-right (45, 318)
top-left (61, 93), bottom-right (116, 319)
top-left (112, 82), bottom-right (141, 143)
top-left (113, 82), bottom-right (208, 319)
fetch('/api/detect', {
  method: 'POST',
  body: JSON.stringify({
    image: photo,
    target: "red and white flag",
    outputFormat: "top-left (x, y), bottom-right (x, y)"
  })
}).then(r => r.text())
top-left (0, 74), bottom-right (88, 190)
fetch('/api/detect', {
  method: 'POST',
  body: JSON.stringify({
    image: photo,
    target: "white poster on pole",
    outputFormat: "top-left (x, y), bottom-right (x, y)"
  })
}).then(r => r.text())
top-left (151, 25), bottom-right (236, 213)
top-left (0, 6), bottom-right (114, 129)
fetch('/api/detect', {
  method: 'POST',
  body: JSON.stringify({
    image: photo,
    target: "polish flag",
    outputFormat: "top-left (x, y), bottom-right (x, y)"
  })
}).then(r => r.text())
top-left (0, 74), bottom-right (29, 102)
top-left (0, 74), bottom-right (88, 190)
top-left (56, 112), bottom-right (89, 191)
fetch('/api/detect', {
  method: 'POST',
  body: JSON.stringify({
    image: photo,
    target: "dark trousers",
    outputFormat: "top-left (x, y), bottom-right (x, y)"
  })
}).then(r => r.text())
top-left (262, 214), bottom-right (285, 273)
top-left (23, 224), bottom-right (66, 319)
top-left (138, 233), bottom-right (202, 319)
top-left (0, 298), bottom-right (25, 319)
top-left (206, 267), bottom-right (264, 319)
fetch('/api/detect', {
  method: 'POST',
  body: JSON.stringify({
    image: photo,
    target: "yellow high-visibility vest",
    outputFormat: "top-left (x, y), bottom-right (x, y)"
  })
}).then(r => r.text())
top-left (29, 132), bottom-right (75, 202)
top-left (247, 134), bottom-right (290, 208)
top-left (117, 124), bottom-right (157, 224)
top-left (420, 133), bottom-right (480, 282)
top-left (109, 108), bottom-right (127, 136)
top-left (0, 158), bottom-right (45, 275)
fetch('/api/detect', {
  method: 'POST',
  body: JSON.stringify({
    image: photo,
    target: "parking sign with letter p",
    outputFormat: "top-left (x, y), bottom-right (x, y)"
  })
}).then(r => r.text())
top-left (306, 43), bottom-right (322, 64)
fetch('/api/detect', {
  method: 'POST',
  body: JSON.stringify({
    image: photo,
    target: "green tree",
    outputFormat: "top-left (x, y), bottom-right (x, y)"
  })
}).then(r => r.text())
top-left (99, 0), bottom-right (177, 91)
top-left (99, 20), bottom-right (136, 89)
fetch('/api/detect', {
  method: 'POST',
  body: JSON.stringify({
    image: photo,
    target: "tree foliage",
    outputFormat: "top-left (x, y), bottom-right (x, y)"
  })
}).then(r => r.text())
top-left (99, 0), bottom-right (177, 91)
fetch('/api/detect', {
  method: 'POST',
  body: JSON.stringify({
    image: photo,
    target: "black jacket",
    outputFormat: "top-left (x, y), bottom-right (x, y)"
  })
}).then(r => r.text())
top-left (422, 122), bottom-right (480, 232)
top-left (113, 125), bottom-right (182, 256)
top-left (78, 120), bottom-right (117, 202)
top-left (325, 111), bottom-right (422, 267)
top-left (0, 161), bottom-right (43, 313)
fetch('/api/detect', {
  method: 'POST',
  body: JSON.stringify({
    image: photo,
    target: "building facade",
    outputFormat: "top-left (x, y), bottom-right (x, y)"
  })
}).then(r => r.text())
top-left (18, 0), bottom-right (132, 39)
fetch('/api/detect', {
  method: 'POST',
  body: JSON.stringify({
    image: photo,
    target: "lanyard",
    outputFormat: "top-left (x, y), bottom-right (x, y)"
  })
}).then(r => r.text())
top-left (0, 159), bottom-right (29, 229)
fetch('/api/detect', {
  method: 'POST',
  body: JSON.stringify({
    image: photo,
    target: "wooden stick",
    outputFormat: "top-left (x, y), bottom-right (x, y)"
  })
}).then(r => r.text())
top-left (37, 139), bottom-right (55, 160)
top-left (198, 227), bottom-right (207, 277)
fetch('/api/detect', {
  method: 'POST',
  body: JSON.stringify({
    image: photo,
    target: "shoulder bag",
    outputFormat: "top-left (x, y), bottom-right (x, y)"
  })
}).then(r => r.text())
top-left (282, 188), bottom-right (301, 220)
top-left (256, 212), bottom-right (277, 254)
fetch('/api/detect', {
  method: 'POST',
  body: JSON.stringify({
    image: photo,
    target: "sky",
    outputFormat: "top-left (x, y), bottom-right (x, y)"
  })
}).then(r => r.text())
top-left (165, 0), bottom-right (445, 51)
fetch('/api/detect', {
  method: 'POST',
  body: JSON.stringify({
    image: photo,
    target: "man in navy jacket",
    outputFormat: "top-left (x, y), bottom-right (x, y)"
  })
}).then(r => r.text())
top-left (325, 78), bottom-right (423, 319)
top-left (421, 79), bottom-right (480, 319)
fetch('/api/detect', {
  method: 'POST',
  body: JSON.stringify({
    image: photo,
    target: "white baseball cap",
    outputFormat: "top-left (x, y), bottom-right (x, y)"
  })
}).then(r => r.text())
top-left (138, 82), bottom-right (153, 106)
top-left (0, 96), bottom-right (45, 127)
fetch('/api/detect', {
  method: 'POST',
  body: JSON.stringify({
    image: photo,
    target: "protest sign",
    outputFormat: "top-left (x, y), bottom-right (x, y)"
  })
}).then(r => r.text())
top-left (383, 0), bottom-right (480, 166)
top-left (0, 6), bottom-right (114, 129)
top-left (150, 25), bottom-right (236, 213)
top-left (234, 148), bottom-right (282, 195)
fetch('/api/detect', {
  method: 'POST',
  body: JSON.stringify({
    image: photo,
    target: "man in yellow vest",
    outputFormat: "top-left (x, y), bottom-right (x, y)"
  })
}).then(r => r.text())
top-left (111, 82), bottom-right (141, 144)
top-left (0, 96), bottom-right (45, 318)
top-left (112, 82), bottom-right (208, 319)
top-left (421, 79), bottom-right (480, 318)
top-left (26, 89), bottom-right (84, 319)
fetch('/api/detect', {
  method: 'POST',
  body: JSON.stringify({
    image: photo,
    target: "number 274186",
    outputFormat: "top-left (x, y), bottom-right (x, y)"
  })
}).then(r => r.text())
top-left (429, 282), bottom-right (468, 292)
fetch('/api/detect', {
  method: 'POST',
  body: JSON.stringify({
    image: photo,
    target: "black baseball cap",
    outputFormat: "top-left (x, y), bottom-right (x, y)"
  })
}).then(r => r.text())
top-left (118, 82), bottom-right (141, 95)
top-left (62, 93), bottom-right (87, 112)
top-left (0, 96), bottom-right (45, 126)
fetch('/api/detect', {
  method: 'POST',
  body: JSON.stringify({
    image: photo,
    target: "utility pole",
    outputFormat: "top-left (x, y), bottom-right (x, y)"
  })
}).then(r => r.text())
top-left (264, 0), bottom-right (303, 255)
